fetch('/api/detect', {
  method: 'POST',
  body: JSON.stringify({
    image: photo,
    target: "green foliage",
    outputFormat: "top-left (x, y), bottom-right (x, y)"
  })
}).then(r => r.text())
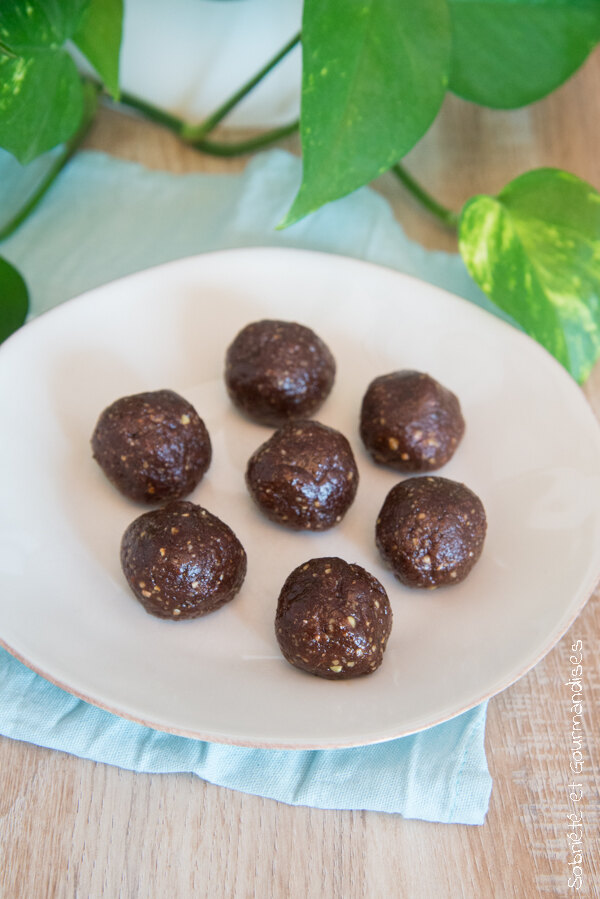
top-left (0, 0), bottom-right (123, 163)
top-left (0, 51), bottom-right (83, 164)
top-left (282, 0), bottom-right (600, 227)
top-left (0, 257), bottom-right (28, 343)
top-left (459, 169), bottom-right (600, 383)
top-left (0, 1), bottom-right (598, 383)
top-left (0, 0), bottom-right (88, 53)
top-left (73, 0), bottom-right (123, 99)
top-left (281, 0), bottom-right (451, 226)
top-left (448, 0), bottom-right (600, 109)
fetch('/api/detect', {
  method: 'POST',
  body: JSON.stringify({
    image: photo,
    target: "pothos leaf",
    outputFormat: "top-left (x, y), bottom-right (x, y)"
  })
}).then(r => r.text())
top-left (73, 0), bottom-right (123, 99)
top-left (281, 0), bottom-right (451, 227)
top-left (0, 51), bottom-right (83, 164)
top-left (448, 0), bottom-right (600, 109)
top-left (459, 169), bottom-right (600, 383)
top-left (0, 0), bottom-right (89, 54)
top-left (0, 257), bottom-right (29, 344)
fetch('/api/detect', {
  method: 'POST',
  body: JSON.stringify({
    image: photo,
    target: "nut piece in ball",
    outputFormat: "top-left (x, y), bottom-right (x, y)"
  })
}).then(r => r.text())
top-left (376, 476), bottom-right (486, 589)
top-left (120, 501), bottom-right (247, 619)
top-left (275, 557), bottom-right (393, 679)
top-left (360, 371), bottom-right (464, 471)
top-left (246, 420), bottom-right (358, 530)
top-left (225, 320), bottom-right (336, 426)
top-left (92, 389), bottom-right (212, 503)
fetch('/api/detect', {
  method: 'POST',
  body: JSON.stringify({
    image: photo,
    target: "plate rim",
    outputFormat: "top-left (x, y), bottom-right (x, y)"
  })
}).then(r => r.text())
top-left (1, 246), bottom-right (599, 749)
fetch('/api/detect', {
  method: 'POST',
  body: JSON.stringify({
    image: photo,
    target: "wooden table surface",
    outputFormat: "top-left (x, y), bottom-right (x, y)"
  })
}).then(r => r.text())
top-left (1, 52), bottom-right (600, 899)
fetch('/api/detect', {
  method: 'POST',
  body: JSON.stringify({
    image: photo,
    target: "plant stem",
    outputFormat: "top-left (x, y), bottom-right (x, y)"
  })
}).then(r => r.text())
top-left (116, 89), bottom-right (187, 134)
top-left (116, 31), bottom-right (300, 143)
top-left (392, 163), bottom-right (458, 230)
top-left (0, 82), bottom-right (100, 243)
top-left (181, 31), bottom-right (301, 141)
top-left (0, 30), bottom-right (300, 241)
top-left (194, 120), bottom-right (299, 157)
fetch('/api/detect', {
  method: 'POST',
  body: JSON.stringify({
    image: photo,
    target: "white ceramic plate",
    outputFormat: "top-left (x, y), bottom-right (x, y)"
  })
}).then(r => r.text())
top-left (1, 248), bottom-right (599, 749)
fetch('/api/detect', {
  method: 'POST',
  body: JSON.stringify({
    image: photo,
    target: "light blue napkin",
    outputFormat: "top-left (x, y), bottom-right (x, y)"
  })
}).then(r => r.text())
top-left (0, 148), bottom-right (493, 824)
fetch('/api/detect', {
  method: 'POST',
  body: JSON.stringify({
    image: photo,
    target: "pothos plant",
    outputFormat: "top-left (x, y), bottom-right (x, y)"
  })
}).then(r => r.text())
top-left (1, 0), bottom-right (600, 384)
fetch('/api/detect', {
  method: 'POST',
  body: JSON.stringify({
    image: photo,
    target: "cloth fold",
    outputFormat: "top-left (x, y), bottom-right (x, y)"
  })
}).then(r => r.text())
top-left (0, 148), bottom-right (493, 824)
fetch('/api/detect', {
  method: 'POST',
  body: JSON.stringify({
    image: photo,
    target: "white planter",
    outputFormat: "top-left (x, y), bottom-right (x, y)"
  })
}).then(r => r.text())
top-left (120, 0), bottom-right (302, 126)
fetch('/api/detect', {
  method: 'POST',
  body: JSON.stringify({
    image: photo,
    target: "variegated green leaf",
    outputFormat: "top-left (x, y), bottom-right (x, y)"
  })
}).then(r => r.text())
top-left (281, 0), bottom-right (451, 227)
top-left (73, 0), bottom-right (123, 98)
top-left (448, 0), bottom-right (600, 109)
top-left (0, 0), bottom-right (89, 53)
top-left (0, 51), bottom-right (83, 163)
top-left (459, 168), bottom-right (600, 383)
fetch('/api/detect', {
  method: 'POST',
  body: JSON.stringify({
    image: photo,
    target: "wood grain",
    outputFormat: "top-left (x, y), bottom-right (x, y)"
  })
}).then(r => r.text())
top-left (2, 49), bottom-right (600, 899)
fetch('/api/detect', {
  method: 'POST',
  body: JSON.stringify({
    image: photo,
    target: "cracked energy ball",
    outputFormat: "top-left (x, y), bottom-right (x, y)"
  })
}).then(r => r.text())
top-left (246, 420), bottom-right (359, 530)
top-left (375, 476), bottom-right (486, 588)
top-left (360, 370), bottom-right (464, 472)
top-left (275, 557), bottom-right (393, 679)
top-left (91, 389), bottom-right (212, 503)
top-left (120, 501), bottom-right (247, 619)
top-left (225, 319), bottom-right (336, 426)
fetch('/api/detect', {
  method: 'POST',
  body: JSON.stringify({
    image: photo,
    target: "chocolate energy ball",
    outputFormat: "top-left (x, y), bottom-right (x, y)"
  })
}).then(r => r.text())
top-left (120, 501), bottom-right (247, 619)
top-left (225, 320), bottom-right (336, 426)
top-left (92, 389), bottom-right (212, 503)
top-left (275, 557), bottom-right (393, 679)
top-left (246, 420), bottom-right (358, 530)
top-left (360, 371), bottom-right (465, 472)
top-left (376, 476), bottom-right (486, 589)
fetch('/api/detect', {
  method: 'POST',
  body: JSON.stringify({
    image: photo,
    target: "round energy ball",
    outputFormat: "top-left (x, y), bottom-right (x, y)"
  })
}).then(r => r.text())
top-left (360, 370), bottom-right (464, 472)
top-left (91, 389), bottom-right (212, 503)
top-left (246, 420), bottom-right (358, 530)
top-left (225, 319), bottom-right (336, 426)
top-left (375, 476), bottom-right (486, 589)
top-left (275, 557), bottom-right (393, 679)
top-left (120, 501), bottom-right (247, 619)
